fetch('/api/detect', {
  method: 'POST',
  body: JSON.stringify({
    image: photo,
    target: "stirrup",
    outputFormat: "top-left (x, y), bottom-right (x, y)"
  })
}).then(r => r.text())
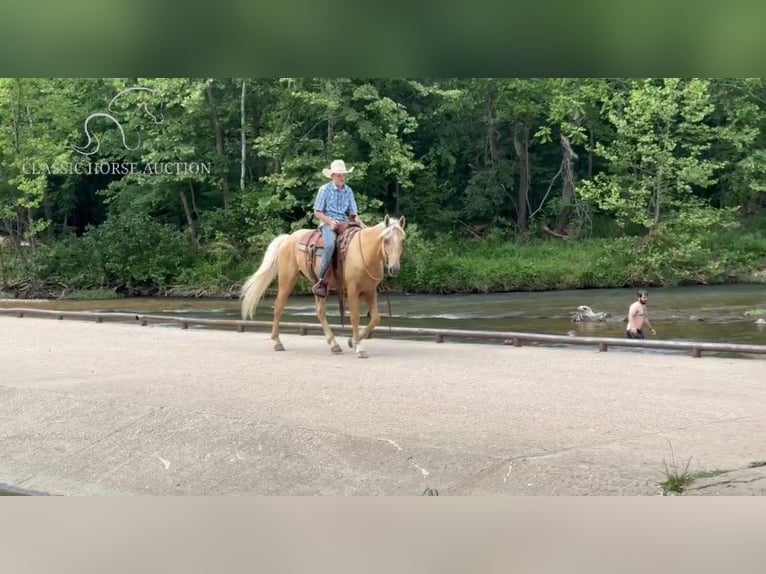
top-left (312, 280), bottom-right (328, 298)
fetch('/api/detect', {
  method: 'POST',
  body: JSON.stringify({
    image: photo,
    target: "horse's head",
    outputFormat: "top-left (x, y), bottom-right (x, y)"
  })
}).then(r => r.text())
top-left (380, 214), bottom-right (406, 277)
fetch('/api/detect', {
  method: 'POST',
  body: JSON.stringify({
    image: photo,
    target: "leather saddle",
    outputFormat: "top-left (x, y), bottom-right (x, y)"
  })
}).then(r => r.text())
top-left (298, 221), bottom-right (363, 292)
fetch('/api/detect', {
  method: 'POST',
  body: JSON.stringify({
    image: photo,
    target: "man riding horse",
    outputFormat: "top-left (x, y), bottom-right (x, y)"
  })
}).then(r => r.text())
top-left (311, 159), bottom-right (364, 297)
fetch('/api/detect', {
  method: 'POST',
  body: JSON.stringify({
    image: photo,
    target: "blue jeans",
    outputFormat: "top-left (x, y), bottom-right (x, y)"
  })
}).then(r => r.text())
top-left (318, 224), bottom-right (337, 280)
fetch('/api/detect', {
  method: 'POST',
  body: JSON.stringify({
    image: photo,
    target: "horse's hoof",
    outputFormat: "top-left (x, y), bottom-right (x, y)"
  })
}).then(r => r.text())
top-left (348, 337), bottom-right (354, 348)
top-left (356, 350), bottom-right (369, 359)
top-left (331, 344), bottom-right (343, 354)
top-left (273, 343), bottom-right (285, 352)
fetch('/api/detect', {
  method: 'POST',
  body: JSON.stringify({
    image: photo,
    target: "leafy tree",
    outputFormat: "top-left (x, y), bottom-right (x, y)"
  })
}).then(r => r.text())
top-left (578, 78), bottom-right (724, 230)
top-left (2, 77), bottom-right (766, 295)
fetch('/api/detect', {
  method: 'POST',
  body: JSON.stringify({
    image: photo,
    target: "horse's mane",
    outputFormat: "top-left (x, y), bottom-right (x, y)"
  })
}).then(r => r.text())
top-left (374, 218), bottom-right (406, 240)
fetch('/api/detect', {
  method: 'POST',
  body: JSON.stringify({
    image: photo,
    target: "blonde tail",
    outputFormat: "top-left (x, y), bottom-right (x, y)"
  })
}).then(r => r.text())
top-left (240, 234), bottom-right (290, 319)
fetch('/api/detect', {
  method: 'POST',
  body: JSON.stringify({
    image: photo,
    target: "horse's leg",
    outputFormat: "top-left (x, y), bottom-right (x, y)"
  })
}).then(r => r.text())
top-left (345, 287), bottom-right (368, 359)
top-left (359, 290), bottom-right (381, 341)
top-left (348, 291), bottom-right (379, 356)
top-left (271, 257), bottom-right (300, 351)
top-left (315, 294), bottom-right (342, 354)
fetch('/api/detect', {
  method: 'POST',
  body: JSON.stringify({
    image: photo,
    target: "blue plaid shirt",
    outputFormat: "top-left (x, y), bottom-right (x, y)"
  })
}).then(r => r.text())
top-left (313, 182), bottom-right (358, 223)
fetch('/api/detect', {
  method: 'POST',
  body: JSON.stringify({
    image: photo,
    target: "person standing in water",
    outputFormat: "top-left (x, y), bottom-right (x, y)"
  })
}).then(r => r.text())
top-left (626, 289), bottom-right (656, 339)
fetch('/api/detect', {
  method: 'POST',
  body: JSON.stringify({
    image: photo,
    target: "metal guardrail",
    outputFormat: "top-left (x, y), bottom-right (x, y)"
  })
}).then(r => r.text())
top-left (1, 307), bottom-right (765, 359)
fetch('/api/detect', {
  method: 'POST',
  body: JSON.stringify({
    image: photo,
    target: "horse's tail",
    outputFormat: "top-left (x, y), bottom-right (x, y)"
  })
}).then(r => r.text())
top-left (240, 234), bottom-right (290, 320)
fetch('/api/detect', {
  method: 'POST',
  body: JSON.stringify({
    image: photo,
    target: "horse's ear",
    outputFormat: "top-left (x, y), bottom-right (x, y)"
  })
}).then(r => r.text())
top-left (399, 215), bottom-right (406, 229)
top-left (384, 214), bottom-right (390, 227)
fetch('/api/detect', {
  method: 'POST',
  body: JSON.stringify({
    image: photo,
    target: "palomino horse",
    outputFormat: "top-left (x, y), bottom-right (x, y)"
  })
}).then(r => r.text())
top-left (240, 215), bottom-right (406, 358)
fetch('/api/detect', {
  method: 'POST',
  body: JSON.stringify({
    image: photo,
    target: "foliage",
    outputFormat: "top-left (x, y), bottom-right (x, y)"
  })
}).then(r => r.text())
top-left (578, 78), bottom-right (724, 230)
top-left (10, 212), bottom-right (764, 297)
top-left (35, 212), bottom-right (194, 294)
top-left (627, 205), bottom-right (742, 285)
top-left (389, 235), bottom-right (632, 293)
top-left (2, 77), bottom-right (766, 296)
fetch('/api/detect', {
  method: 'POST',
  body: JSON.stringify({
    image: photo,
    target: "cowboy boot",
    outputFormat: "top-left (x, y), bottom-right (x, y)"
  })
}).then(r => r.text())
top-left (312, 279), bottom-right (328, 298)
top-left (313, 242), bottom-right (335, 298)
top-left (312, 267), bottom-right (329, 297)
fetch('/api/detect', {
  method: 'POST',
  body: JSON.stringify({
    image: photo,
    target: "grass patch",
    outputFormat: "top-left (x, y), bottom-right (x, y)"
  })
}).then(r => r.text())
top-left (661, 462), bottom-right (694, 494)
top-left (659, 448), bottom-right (728, 494)
top-left (390, 236), bottom-right (633, 293)
top-left (661, 444), bottom-right (694, 495)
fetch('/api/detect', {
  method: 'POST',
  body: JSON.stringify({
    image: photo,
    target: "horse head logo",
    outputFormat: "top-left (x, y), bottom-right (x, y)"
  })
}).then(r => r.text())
top-left (72, 86), bottom-right (164, 156)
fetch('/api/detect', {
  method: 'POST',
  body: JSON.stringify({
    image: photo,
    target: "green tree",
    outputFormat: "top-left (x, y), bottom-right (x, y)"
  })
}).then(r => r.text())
top-left (578, 78), bottom-right (723, 230)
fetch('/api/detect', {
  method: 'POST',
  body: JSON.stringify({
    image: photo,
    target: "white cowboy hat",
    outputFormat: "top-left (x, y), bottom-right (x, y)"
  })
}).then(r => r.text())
top-left (322, 159), bottom-right (355, 178)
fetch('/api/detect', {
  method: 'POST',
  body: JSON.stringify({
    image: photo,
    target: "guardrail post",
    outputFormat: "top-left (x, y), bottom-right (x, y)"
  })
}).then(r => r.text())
top-left (237, 324), bottom-right (245, 333)
top-left (692, 348), bottom-right (702, 358)
top-left (299, 327), bottom-right (308, 336)
top-left (57, 314), bottom-right (64, 320)
top-left (140, 318), bottom-right (148, 326)
top-left (599, 343), bottom-right (608, 352)
top-left (435, 334), bottom-right (444, 343)
top-left (181, 322), bottom-right (189, 330)
top-left (96, 316), bottom-right (103, 323)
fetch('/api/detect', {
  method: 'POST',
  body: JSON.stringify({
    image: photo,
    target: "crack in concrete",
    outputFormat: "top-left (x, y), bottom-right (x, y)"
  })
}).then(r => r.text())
top-left (14, 408), bottom-right (158, 489)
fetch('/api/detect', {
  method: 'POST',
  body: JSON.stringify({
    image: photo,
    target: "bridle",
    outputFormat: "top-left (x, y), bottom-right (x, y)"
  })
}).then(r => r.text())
top-left (358, 223), bottom-right (402, 283)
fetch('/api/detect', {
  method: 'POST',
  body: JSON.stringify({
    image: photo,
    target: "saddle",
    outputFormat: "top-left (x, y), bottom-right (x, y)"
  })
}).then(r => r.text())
top-left (298, 221), bottom-right (363, 293)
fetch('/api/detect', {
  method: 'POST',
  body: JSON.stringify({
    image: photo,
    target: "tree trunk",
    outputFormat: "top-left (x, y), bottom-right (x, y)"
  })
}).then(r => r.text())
top-left (555, 134), bottom-right (579, 234)
top-left (653, 165), bottom-right (662, 226)
top-left (0, 235), bottom-right (6, 288)
top-left (485, 90), bottom-right (499, 165)
top-left (26, 207), bottom-right (35, 252)
top-left (386, 179), bottom-right (400, 215)
top-left (240, 78), bottom-right (247, 191)
top-left (206, 81), bottom-right (230, 209)
top-left (181, 183), bottom-right (200, 250)
top-left (513, 123), bottom-right (530, 233)
top-left (190, 182), bottom-right (200, 219)
top-left (42, 188), bottom-right (54, 240)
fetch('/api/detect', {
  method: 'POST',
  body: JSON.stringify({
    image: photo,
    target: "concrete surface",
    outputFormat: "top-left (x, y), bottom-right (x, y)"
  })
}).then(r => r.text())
top-left (1, 316), bottom-right (764, 496)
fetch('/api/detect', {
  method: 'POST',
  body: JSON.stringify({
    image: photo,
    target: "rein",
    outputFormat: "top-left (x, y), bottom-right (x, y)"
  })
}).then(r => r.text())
top-left (357, 228), bottom-right (386, 283)
top-left (357, 227), bottom-right (395, 332)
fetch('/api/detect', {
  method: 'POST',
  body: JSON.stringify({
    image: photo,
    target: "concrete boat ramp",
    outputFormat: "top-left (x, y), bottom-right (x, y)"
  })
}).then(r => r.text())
top-left (1, 316), bottom-right (764, 495)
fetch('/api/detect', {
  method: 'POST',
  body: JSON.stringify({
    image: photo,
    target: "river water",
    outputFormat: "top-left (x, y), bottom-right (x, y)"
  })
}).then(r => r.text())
top-left (3, 284), bottom-right (765, 345)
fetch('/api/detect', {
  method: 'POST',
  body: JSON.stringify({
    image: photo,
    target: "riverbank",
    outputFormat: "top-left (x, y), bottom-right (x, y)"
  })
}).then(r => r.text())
top-left (2, 218), bottom-right (766, 298)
